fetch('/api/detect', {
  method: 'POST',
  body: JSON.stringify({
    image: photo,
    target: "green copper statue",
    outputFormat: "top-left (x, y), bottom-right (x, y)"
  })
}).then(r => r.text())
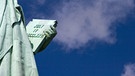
top-left (0, 0), bottom-right (57, 76)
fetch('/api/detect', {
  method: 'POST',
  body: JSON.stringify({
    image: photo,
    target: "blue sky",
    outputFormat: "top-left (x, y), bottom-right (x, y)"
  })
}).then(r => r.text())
top-left (19, 0), bottom-right (135, 76)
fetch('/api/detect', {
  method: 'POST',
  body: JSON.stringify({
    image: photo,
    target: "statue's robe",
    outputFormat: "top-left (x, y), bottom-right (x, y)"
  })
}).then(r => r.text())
top-left (0, 0), bottom-right (38, 76)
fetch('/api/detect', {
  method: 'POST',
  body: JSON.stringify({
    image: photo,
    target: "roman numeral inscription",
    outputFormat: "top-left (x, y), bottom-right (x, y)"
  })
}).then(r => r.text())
top-left (28, 24), bottom-right (45, 38)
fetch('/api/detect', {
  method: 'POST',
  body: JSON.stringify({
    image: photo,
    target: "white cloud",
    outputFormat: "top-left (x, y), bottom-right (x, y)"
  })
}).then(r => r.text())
top-left (24, 0), bottom-right (135, 50)
top-left (52, 0), bottom-right (135, 49)
top-left (121, 63), bottom-right (135, 76)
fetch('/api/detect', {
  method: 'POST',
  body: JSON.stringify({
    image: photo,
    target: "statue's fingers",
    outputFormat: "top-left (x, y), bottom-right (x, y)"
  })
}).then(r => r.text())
top-left (44, 31), bottom-right (51, 38)
top-left (50, 25), bottom-right (57, 33)
top-left (48, 29), bottom-right (56, 37)
top-left (48, 29), bottom-right (54, 34)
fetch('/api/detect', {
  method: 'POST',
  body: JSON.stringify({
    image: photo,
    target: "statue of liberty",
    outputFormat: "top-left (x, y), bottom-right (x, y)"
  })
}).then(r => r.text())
top-left (0, 0), bottom-right (57, 76)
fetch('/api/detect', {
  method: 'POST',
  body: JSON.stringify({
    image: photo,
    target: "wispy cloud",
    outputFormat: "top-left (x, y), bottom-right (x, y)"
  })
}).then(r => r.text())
top-left (52, 0), bottom-right (135, 49)
top-left (121, 63), bottom-right (135, 76)
top-left (24, 0), bottom-right (135, 50)
top-left (36, 0), bottom-right (46, 5)
top-left (23, 0), bottom-right (47, 23)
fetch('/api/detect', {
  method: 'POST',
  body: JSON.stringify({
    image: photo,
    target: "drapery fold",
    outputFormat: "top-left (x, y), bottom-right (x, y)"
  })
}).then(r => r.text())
top-left (0, 0), bottom-right (38, 76)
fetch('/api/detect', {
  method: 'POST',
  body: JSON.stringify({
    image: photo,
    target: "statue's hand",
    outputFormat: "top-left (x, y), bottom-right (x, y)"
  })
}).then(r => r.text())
top-left (44, 25), bottom-right (57, 39)
top-left (38, 25), bottom-right (57, 52)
